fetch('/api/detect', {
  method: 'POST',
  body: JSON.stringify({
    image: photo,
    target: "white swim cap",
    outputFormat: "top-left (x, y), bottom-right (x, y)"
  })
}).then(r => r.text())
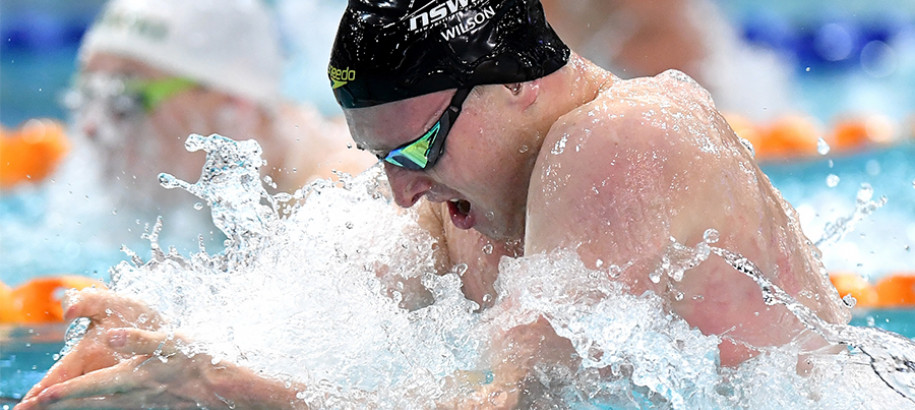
top-left (79, 0), bottom-right (284, 106)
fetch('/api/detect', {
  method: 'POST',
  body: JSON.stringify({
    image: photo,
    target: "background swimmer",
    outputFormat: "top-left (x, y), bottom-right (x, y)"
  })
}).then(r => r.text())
top-left (69, 0), bottom-right (374, 214)
top-left (540, 0), bottom-right (795, 120)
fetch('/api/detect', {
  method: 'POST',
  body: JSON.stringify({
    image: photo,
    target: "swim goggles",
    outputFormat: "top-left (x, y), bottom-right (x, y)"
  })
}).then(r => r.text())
top-left (64, 73), bottom-right (197, 120)
top-left (380, 88), bottom-right (472, 171)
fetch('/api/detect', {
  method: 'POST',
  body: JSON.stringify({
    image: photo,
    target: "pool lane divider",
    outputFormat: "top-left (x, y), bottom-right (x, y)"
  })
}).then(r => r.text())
top-left (831, 272), bottom-right (915, 309)
top-left (0, 118), bottom-right (70, 189)
top-left (0, 276), bottom-right (106, 324)
top-left (724, 112), bottom-right (912, 162)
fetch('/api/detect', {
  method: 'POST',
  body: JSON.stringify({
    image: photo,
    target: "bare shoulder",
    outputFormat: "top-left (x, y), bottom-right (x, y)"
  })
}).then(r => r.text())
top-left (525, 71), bottom-right (849, 359)
top-left (540, 70), bottom-right (742, 163)
top-left (528, 72), bottom-right (752, 238)
top-left (526, 70), bottom-right (764, 282)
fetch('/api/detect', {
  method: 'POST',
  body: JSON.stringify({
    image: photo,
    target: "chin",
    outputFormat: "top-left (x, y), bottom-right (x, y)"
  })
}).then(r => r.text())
top-left (475, 219), bottom-right (524, 243)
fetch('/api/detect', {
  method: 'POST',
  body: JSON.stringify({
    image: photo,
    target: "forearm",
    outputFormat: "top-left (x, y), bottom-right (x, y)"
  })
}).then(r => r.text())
top-left (447, 317), bottom-right (576, 408)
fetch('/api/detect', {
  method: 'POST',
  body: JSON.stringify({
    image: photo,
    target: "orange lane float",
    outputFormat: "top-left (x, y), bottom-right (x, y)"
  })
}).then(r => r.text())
top-left (0, 118), bottom-right (70, 189)
top-left (0, 276), bottom-right (107, 324)
top-left (829, 271), bottom-right (879, 307)
top-left (725, 113), bottom-right (821, 161)
top-left (830, 272), bottom-right (915, 309)
top-left (723, 112), bottom-right (905, 162)
top-left (830, 115), bottom-right (895, 153)
top-left (874, 274), bottom-right (915, 308)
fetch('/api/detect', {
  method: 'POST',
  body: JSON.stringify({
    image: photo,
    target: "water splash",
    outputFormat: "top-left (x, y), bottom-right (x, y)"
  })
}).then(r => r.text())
top-left (815, 183), bottom-right (888, 247)
top-left (708, 241), bottom-right (915, 404)
top-left (158, 134), bottom-right (276, 241)
top-left (76, 134), bottom-right (915, 408)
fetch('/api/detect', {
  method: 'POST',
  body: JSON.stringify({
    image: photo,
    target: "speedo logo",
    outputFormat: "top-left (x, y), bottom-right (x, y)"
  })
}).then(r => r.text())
top-left (407, 0), bottom-right (487, 32)
top-left (328, 66), bottom-right (356, 90)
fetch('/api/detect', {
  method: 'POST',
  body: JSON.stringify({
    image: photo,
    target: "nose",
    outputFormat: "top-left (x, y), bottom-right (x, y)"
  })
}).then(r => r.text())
top-left (384, 162), bottom-right (433, 208)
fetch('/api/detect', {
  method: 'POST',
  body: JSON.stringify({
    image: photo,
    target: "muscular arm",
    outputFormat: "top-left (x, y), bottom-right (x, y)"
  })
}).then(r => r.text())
top-left (525, 75), bottom-right (847, 366)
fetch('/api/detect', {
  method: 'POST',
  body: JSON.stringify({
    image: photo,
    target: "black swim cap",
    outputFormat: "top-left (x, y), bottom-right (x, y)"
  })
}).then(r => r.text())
top-left (328, 0), bottom-right (570, 108)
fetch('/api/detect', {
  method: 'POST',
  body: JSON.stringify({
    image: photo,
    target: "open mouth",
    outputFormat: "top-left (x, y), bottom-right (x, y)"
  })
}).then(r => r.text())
top-left (447, 199), bottom-right (474, 230)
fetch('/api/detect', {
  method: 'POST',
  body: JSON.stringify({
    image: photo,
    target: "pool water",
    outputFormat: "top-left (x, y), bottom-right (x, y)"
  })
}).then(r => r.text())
top-left (761, 142), bottom-right (915, 280)
top-left (0, 323), bottom-right (68, 404)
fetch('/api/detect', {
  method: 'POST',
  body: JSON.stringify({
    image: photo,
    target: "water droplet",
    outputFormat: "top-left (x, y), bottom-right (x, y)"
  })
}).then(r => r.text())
top-left (826, 174), bottom-right (840, 187)
top-left (453, 263), bottom-right (468, 277)
top-left (482, 294), bottom-right (493, 303)
top-left (816, 138), bottom-right (831, 155)
top-left (519, 144), bottom-right (529, 153)
top-left (805, 66), bottom-right (811, 72)
top-left (194, 202), bottom-right (204, 210)
top-left (842, 294), bottom-right (857, 308)
top-left (112, 209), bottom-right (118, 215)
top-left (595, 258), bottom-right (604, 268)
top-left (738, 137), bottom-right (755, 157)
top-left (857, 183), bottom-right (874, 202)
top-left (703, 229), bottom-right (719, 244)
top-left (608, 265), bottom-right (622, 278)
top-left (482, 243), bottom-right (494, 254)
top-left (345, 221), bottom-right (354, 229)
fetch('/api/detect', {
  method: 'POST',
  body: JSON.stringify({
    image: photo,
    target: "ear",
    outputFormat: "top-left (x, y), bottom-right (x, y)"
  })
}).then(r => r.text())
top-left (503, 79), bottom-right (541, 110)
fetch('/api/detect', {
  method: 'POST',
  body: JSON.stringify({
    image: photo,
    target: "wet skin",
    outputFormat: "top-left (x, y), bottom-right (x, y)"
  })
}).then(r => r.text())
top-left (524, 70), bottom-right (849, 366)
top-left (347, 54), bottom-right (849, 367)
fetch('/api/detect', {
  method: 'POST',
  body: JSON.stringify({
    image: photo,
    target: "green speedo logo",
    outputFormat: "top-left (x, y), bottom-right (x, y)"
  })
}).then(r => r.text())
top-left (328, 66), bottom-right (356, 90)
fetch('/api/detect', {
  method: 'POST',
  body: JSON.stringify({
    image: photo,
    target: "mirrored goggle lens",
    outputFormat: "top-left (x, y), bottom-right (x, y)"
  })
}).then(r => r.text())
top-left (382, 122), bottom-right (442, 170)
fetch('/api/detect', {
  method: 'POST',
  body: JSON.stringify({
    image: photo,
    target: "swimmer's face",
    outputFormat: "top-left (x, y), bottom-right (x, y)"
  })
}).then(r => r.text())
top-left (70, 53), bottom-right (236, 184)
top-left (344, 86), bottom-right (539, 241)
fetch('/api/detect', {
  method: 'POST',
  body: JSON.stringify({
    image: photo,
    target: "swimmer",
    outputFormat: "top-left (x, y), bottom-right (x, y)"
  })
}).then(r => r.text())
top-left (19, 0), bottom-right (849, 407)
top-left (68, 0), bottom-right (374, 213)
top-left (541, 0), bottom-right (707, 80)
top-left (539, 0), bottom-right (794, 120)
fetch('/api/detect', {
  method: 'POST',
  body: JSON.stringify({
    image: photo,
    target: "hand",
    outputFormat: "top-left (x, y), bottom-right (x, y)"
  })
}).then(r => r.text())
top-left (16, 328), bottom-right (307, 409)
top-left (19, 288), bottom-right (164, 402)
top-left (444, 317), bottom-right (578, 409)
